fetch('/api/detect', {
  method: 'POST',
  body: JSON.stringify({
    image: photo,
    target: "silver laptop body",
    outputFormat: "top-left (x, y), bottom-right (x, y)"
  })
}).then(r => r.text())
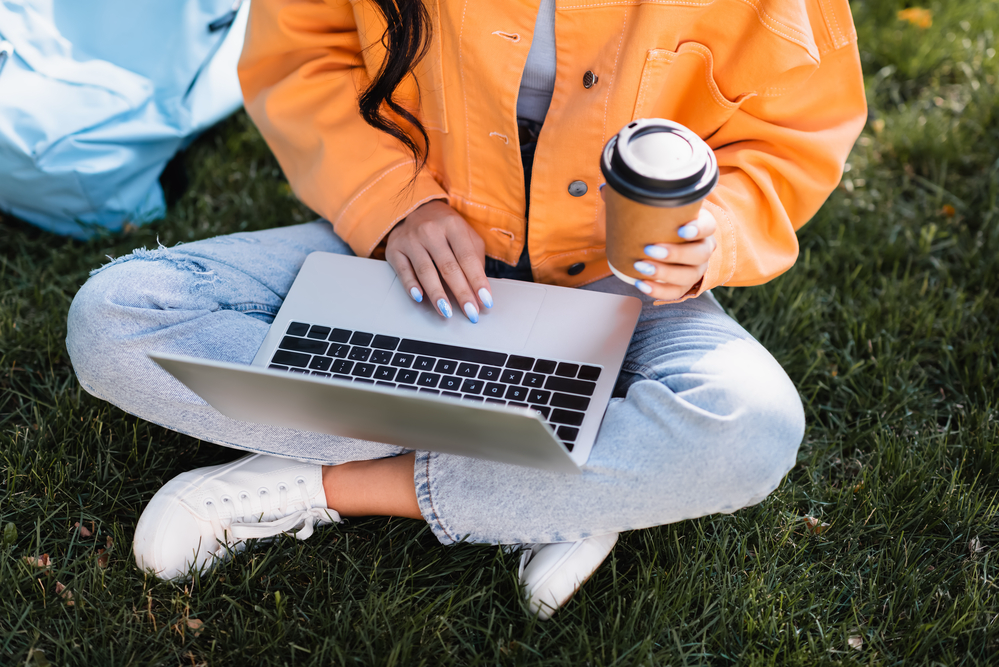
top-left (151, 252), bottom-right (642, 473)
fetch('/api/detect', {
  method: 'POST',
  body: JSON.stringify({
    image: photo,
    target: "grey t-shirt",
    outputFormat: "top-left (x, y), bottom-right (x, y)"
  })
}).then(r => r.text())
top-left (516, 0), bottom-right (556, 123)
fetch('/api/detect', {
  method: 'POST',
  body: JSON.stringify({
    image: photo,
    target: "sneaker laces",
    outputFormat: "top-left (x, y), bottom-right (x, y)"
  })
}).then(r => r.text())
top-left (203, 477), bottom-right (340, 547)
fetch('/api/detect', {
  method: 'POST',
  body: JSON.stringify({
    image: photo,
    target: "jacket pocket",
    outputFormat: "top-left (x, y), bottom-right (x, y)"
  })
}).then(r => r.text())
top-left (633, 42), bottom-right (756, 140)
top-left (415, 0), bottom-right (448, 133)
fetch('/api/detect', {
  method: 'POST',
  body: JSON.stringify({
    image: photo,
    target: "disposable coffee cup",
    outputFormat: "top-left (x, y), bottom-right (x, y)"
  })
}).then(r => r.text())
top-left (600, 118), bottom-right (719, 284)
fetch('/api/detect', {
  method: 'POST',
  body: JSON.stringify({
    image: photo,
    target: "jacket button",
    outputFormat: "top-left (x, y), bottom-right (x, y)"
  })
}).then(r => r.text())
top-left (567, 262), bottom-right (585, 276)
top-left (568, 180), bottom-right (587, 197)
top-left (583, 71), bottom-right (598, 89)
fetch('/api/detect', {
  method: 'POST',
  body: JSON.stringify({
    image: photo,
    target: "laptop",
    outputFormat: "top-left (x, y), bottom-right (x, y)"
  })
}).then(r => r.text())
top-left (150, 252), bottom-right (642, 474)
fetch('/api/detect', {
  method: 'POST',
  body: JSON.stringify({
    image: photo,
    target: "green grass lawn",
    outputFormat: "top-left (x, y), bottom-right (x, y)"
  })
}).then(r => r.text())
top-left (2, 1), bottom-right (998, 664)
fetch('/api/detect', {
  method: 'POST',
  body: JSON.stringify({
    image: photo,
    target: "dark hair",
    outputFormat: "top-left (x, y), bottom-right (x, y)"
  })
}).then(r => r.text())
top-left (359, 0), bottom-right (431, 173)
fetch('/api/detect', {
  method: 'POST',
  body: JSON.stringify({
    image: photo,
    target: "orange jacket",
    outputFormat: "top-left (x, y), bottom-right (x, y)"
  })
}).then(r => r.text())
top-left (239, 0), bottom-right (866, 292)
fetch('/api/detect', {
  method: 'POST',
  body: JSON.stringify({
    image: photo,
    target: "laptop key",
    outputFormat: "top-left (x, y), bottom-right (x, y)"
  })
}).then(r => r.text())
top-left (506, 355), bottom-right (535, 370)
top-left (289, 367), bottom-right (309, 374)
top-left (533, 359), bottom-right (557, 374)
top-left (329, 328), bottom-right (352, 343)
top-left (354, 378), bottom-right (375, 384)
top-left (374, 366), bottom-right (397, 381)
top-left (399, 339), bottom-right (507, 366)
top-left (418, 372), bottom-right (441, 388)
top-left (522, 373), bottom-right (546, 388)
top-left (550, 392), bottom-right (591, 411)
top-left (268, 364), bottom-right (289, 371)
top-left (328, 344), bottom-right (350, 358)
top-left (352, 363), bottom-right (375, 378)
top-left (500, 369), bottom-right (523, 384)
top-left (456, 363), bottom-right (479, 377)
top-left (478, 366), bottom-right (502, 381)
top-left (419, 388), bottom-right (440, 395)
top-left (333, 373), bottom-right (353, 381)
top-left (485, 398), bottom-right (506, 405)
top-left (331, 359), bottom-right (354, 374)
top-left (463, 395), bottom-right (484, 402)
top-left (372, 335), bottom-right (401, 350)
top-left (434, 359), bottom-right (458, 374)
top-left (308, 356), bottom-right (333, 372)
top-left (348, 346), bottom-right (372, 362)
top-left (413, 356), bottom-right (436, 371)
top-left (550, 408), bottom-right (585, 426)
top-left (439, 376), bottom-right (462, 391)
top-left (460, 379), bottom-right (484, 394)
top-left (530, 405), bottom-right (551, 419)
top-left (279, 336), bottom-right (328, 355)
top-left (370, 349), bottom-right (393, 365)
top-left (391, 353), bottom-right (414, 367)
top-left (307, 325), bottom-right (332, 340)
top-left (272, 350), bottom-right (310, 367)
top-left (555, 362), bottom-right (580, 378)
top-left (505, 385), bottom-right (529, 401)
top-left (508, 401), bottom-right (529, 408)
top-left (287, 322), bottom-right (310, 336)
top-left (311, 371), bottom-right (331, 377)
top-left (578, 365), bottom-right (602, 381)
top-left (556, 426), bottom-right (580, 442)
top-left (376, 381), bottom-right (397, 388)
top-left (441, 391), bottom-right (462, 398)
top-left (349, 331), bottom-right (374, 346)
top-left (396, 369), bottom-right (419, 384)
top-left (483, 382), bottom-right (505, 398)
top-left (528, 389), bottom-right (551, 404)
top-left (544, 376), bottom-right (596, 397)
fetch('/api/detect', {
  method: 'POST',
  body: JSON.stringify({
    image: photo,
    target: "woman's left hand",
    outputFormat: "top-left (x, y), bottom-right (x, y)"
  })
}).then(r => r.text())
top-left (632, 208), bottom-right (718, 301)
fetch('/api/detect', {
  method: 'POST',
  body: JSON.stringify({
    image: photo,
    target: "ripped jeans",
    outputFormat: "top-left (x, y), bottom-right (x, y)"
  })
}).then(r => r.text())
top-left (66, 221), bottom-right (805, 545)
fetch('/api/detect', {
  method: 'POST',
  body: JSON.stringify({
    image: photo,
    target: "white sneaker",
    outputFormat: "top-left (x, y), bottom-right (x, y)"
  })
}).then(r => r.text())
top-left (133, 453), bottom-right (340, 580)
top-left (518, 532), bottom-right (619, 620)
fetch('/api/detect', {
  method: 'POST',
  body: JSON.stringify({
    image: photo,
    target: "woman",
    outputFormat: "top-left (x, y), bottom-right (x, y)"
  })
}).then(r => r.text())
top-left (67, 0), bottom-right (866, 619)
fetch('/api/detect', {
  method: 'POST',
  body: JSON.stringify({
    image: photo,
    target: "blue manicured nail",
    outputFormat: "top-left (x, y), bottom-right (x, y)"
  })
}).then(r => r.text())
top-left (644, 245), bottom-right (669, 260)
top-left (463, 302), bottom-right (479, 323)
top-left (409, 287), bottom-right (423, 303)
top-left (634, 280), bottom-right (653, 294)
top-left (633, 261), bottom-right (656, 276)
top-left (478, 287), bottom-right (494, 309)
top-left (437, 298), bottom-right (452, 318)
top-left (677, 224), bottom-right (698, 239)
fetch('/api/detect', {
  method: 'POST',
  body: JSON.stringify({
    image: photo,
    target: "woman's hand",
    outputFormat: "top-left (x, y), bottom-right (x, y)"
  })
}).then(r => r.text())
top-left (385, 200), bottom-right (493, 322)
top-left (631, 208), bottom-right (718, 302)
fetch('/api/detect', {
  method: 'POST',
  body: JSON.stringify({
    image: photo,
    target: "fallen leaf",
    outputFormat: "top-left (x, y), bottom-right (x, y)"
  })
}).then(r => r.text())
top-left (25, 648), bottom-right (50, 667)
top-left (97, 549), bottom-right (109, 569)
top-left (24, 554), bottom-right (50, 568)
top-left (898, 7), bottom-right (932, 29)
top-left (804, 516), bottom-right (830, 534)
top-left (54, 581), bottom-right (75, 606)
top-left (969, 536), bottom-right (984, 554)
top-left (74, 522), bottom-right (93, 538)
top-left (186, 619), bottom-right (205, 637)
top-left (941, 204), bottom-right (956, 218)
top-left (106, 535), bottom-right (114, 550)
top-left (848, 635), bottom-right (864, 650)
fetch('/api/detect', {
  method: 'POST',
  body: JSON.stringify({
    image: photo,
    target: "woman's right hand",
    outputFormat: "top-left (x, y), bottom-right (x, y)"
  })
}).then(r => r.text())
top-left (385, 200), bottom-right (494, 323)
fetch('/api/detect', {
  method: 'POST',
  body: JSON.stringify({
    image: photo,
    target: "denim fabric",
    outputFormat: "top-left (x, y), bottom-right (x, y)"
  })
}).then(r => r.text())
top-left (67, 221), bottom-right (805, 545)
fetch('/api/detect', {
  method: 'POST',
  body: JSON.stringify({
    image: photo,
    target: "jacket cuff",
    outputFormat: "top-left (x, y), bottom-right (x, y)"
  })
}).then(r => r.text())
top-left (331, 162), bottom-right (450, 257)
top-left (685, 198), bottom-right (737, 300)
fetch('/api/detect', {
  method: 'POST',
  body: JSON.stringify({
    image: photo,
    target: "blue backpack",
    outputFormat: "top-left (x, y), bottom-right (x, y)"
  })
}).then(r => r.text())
top-left (0, 0), bottom-right (249, 238)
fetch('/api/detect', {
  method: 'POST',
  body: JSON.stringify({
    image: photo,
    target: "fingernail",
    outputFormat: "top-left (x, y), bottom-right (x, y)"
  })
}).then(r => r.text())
top-left (633, 261), bottom-right (656, 276)
top-left (437, 298), bottom-right (452, 318)
top-left (463, 302), bottom-right (479, 323)
top-left (677, 224), bottom-right (698, 239)
top-left (409, 287), bottom-right (423, 303)
top-left (477, 287), bottom-right (494, 309)
top-left (644, 245), bottom-right (669, 260)
top-left (634, 280), bottom-right (653, 294)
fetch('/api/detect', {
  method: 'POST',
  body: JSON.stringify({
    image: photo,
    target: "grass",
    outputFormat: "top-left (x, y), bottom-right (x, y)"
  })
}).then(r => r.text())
top-left (2, 0), bottom-right (998, 664)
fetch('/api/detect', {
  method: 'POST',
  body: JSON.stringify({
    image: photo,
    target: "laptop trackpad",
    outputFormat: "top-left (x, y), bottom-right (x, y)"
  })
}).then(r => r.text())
top-left (372, 277), bottom-right (546, 352)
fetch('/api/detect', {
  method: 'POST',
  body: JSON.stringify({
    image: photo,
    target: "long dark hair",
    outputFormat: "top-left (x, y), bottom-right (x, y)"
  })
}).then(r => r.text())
top-left (360, 0), bottom-right (431, 172)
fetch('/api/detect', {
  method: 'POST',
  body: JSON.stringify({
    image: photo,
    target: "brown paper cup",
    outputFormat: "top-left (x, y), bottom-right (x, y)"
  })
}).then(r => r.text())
top-left (604, 187), bottom-right (704, 282)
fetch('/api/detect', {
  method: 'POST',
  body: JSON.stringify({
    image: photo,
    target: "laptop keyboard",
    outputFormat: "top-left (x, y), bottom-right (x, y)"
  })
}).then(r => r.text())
top-left (266, 321), bottom-right (604, 449)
